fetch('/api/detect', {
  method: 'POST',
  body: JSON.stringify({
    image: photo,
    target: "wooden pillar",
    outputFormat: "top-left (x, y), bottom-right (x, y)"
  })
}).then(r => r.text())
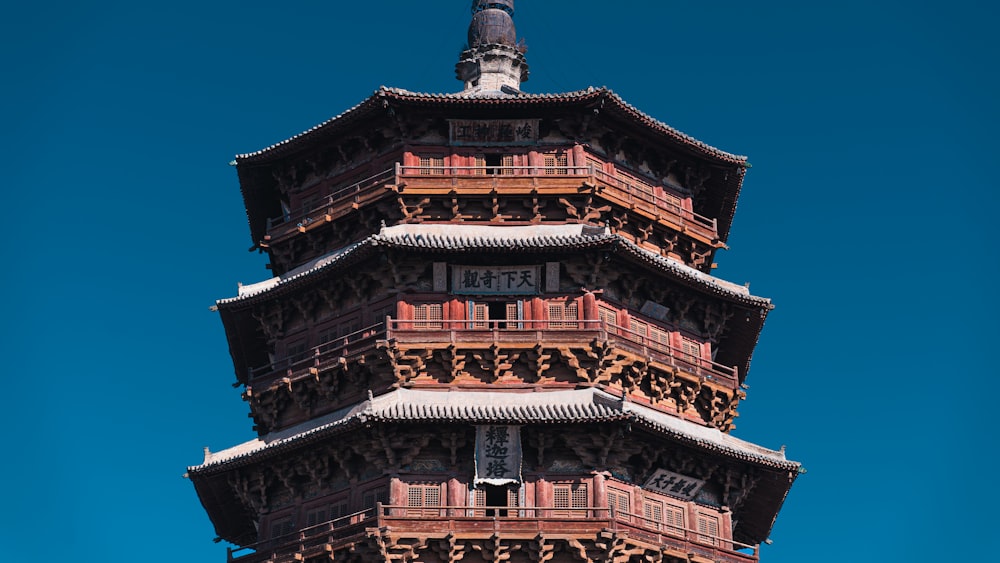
top-left (582, 291), bottom-right (597, 325)
top-left (535, 474), bottom-right (549, 518)
top-left (592, 471), bottom-right (608, 519)
top-left (447, 476), bottom-right (465, 516)
top-left (389, 475), bottom-right (406, 516)
top-left (448, 298), bottom-right (465, 330)
top-left (571, 144), bottom-right (586, 168)
top-left (532, 297), bottom-right (547, 326)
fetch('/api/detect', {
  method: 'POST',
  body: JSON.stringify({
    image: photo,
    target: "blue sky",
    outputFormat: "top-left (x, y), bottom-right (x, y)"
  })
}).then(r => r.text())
top-left (2, 1), bottom-right (996, 561)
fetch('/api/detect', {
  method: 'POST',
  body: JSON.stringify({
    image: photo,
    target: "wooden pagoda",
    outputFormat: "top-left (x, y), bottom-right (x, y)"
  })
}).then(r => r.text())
top-left (188, 2), bottom-right (799, 562)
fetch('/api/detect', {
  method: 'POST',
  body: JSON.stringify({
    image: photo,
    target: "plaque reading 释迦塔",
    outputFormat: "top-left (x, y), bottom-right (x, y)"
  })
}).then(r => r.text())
top-left (475, 425), bottom-right (522, 485)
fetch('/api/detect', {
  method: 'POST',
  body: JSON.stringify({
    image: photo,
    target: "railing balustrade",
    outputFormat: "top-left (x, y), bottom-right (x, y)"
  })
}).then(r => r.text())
top-left (263, 163), bottom-right (718, 241)
top-left (247, 322), bottom-right (384, 383)
top-left (227, 504), bottom-right (758, 563)
top-left (384, 318), bottom-right (738, 385)
top-left (248, 318), bottom-right (737, 386)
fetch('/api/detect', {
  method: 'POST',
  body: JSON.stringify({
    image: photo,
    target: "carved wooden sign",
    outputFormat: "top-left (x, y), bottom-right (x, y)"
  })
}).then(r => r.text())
top-left (449, 119), bottom-right (539, 146)
top-left (642, 469), bottom-right (706, 500)
top-left (452, 265), bottom-right (541, 295)
top-left (475, 425), bottom-right (522, 485)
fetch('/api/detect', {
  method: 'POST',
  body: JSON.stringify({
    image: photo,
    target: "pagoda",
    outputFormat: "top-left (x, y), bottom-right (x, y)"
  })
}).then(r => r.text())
top-left (188, 2), bottom-right (799, 562)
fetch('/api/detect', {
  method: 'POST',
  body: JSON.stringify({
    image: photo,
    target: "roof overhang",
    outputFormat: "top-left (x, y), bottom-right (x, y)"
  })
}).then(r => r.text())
top-left (189, 387), bottom-right (798, 545)
top-left (215, 224), bottom-right (770, 381)
top-left (233, 87), bottom-right (748, 246)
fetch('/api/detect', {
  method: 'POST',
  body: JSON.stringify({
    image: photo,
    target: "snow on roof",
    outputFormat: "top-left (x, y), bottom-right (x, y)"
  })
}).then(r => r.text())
top-left (219, 224), bottom-right (768, 306)
top-left (190, 387), bottom-right (796, 474)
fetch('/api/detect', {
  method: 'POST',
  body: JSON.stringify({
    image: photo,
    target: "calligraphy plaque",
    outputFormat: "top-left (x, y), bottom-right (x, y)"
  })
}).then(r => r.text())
top-left (642, 469), bottom-right (706, 501)
top-left (452, 265), bottom-right (541, 295)
top-left (475, 425), bottom-right (522, 485)
top-left (449, 119), bottom-right (539, 146)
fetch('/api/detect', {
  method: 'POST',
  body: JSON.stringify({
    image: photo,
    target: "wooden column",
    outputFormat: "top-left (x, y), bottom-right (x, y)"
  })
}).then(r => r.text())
top-left (447, 476), bottom-right (465, 516)
top-left (535, 474), bottom-right (549, 518)
top-left (592, 471), bottom-right (608, 519)
top-left (582, 291), bottom-right (597, 324)
top-left (389, 475), bottom-right (406, 516)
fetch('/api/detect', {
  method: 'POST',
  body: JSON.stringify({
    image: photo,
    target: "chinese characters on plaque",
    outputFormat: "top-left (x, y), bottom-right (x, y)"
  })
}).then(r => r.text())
top-left (449, 119), bottom-right (539, 146)
top-left (475, 425), bottom-right (522, 485)
top-left (642, 469), bottom-right (706, 501)
top-left (452, 265), bottom-right (540, 295)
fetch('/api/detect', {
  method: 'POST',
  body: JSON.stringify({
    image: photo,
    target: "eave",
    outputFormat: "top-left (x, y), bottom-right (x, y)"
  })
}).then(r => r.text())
top-left (233, 86), bottom-right (748, 245)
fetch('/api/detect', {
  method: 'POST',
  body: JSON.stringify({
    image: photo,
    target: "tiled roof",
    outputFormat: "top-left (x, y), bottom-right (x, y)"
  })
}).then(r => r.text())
top-left (188, 387), bottom-right (797, 474)
top-left (219, 224), bottom-right (770, 308)
top-left (234, 86), bottom-right (747, 165)
top-left (380, 87), bottom-right (747, 164)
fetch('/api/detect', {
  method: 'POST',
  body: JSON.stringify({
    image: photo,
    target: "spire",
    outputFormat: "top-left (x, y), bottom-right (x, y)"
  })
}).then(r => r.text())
top-left (456, 0), bottom-right (529, 93)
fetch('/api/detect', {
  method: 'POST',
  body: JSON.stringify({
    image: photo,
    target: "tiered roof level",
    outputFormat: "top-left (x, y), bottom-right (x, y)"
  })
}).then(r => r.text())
top-left (189, 3), bottom-right (798, 563)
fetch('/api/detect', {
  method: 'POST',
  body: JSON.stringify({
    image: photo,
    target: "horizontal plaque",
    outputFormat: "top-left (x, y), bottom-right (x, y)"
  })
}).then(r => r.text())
top-left (452, 265), bottom-right (541, 295)
top-left (449, 119), bottom-right (539, 145)
top-left (642, 469), bottom-right (706, 501)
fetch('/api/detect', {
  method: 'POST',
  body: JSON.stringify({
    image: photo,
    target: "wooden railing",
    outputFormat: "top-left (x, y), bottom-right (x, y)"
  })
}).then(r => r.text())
top-left (265, 168), bottom-right (397, 231)
top-left (385, 318), bottom-right (739, 386)
top-left (247, 323), bottom-right (384, 383)
top-left (263, 163), bottom-right (718, 242)
top-left (228, 505), bottom-right (758, 563)
top-left (247, 318), bottom-right (738, 387)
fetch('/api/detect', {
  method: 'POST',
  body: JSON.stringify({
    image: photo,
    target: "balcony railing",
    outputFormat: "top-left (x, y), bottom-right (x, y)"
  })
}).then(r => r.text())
top-left (385, 318), bottom-right (739, 386)
top-left (228, 505), bottom-right (758, 563)
top-left (264, 163), bottom-right (718, 243)
top-left (248, 318), bottom-right (737, 387)
top-left (247, 323), bottom-right (384, 383)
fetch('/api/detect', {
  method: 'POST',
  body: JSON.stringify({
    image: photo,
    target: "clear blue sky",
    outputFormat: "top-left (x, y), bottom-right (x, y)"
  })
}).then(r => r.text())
top-left (2, 1), bottom-right (996, 561)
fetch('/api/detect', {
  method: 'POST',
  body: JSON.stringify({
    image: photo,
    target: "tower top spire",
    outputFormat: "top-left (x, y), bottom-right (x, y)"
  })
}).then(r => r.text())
top-left (456, 0), bottom-right (529, 93)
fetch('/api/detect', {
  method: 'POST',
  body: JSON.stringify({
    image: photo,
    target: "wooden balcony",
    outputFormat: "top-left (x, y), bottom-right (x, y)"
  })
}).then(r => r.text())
top-left (385, 319), bottom-right (739, 388)
top-left (228, 506), bottom-right (758, 563)
top-left (247, 319), bottom-right (738, 390)
top-left (262, 164), bottom-right (720, 246)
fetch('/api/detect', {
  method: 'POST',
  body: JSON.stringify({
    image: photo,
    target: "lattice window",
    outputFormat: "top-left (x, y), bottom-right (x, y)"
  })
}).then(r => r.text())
top-left (371, 304), bottom-right (394, 327)
top-left (406, 484), bottom-right (443, 517)
top-left (697, 513), bottom-right (720, 546)
top-left (418, 156), bottom-right (445, 175)
top-left (607, 488), bottom-right (631, 522)
top-left (543, 152), bottom-right (568, 174)
top-left (503, 301), bottom-right (523, 329)
top-left (285, 340), bottom-right (308, 362)
top-left (413, 303), bottom-right (443, 329)
top-left (599, 306), bottom-right (618, 330)
top-left (469, 302), bottom-right (488, 329)
top-left (269, 516), bottom-right (295, 540)
top-left (643, 499), bottom-right (685, 537)
top-left (643, 499), bottom-right (663, 524)
top-left (628, 318), bottom-right (648, 344)
top-left (553, 483), bottom-right (588, 518)
top-left (306, 507), bottom-right (326, 528)
top-left (500, 154), bottom-right (515, 174)
top-left (362, 486), bottom-right (388, 514)
top-left (649, 325), bottom-right (671, 353)
top-left (330, 499), bottom-right (350, 528)
top-left (682, 337), bottom-right (702, 363)
top-left (473, 155), bottom-right (487, 175)
top-left (548, 301), bottom-right (579, 329)
top-left (317, 327), bottom-right (338, 346)
top-left (664, 504), bottom-right (685, 537)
